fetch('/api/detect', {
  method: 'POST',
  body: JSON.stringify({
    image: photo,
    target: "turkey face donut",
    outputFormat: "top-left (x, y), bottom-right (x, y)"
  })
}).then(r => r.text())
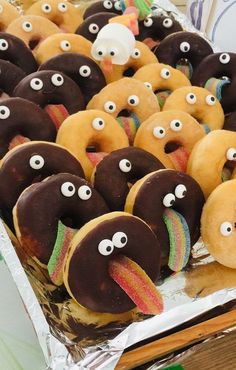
top-left (35, 33), bottom-right (92, 65)
top-left (163, 86), bottom-right (224, 132)
top-left (13, 173), bottom-right (109, 265)
top-left (192, 53), bottom-right (236, 114)
top-left (26, 0), bottom-right (83, 33)
top-left (64, 212), bottom-right (161, 314)
top-left (56, 110), bottom-right (129, 179)
top-left (0, 33), bottom-right (37, 74)
top-left (39, 53), bottom-right (106, 105)
top-left (134, 110), bottom-right (205, 172)
top-left (83, 1), bottom-right (122, 19)
top-left (155, 32), bottom-right (213, 80)
top-left (92, 147), bottom-right (164, 211)
top-left (0, 98), bottom-right (56, 158)
top-left (0, 59), bottom-right (25, 97)
top-left (187, 130), bottom-right (236, 199)
top-left (0, 141), bottom-right (84, 224)
top-left (125, 169), bottom-right (205, 270)
top-left (6, 15), bottom-right (60, 54)
top-left (87, 77), bottom-right (160, 144)
top-left (0, 0), bottom-right (20, 32)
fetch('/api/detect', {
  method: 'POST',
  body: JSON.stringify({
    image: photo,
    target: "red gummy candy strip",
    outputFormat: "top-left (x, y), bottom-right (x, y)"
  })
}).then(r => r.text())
top-left (168, 146), bottom-right (189, 172)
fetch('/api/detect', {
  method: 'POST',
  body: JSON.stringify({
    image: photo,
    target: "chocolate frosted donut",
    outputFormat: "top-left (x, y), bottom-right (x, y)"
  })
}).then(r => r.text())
top-left (0, 59), bottom-right (25, 96)
top-left (39, 53), bottom-right (106, 105)
top-left (92, 147), bottom-right (164, 211)
top-left (76, 12), bottom-right (117, 42)
top-left (83, 0), bottom-right (122, 19)
top-left (14, 173), bottom-right (109, 265)
top-left (192, 53), bottom-right (236, 114)
top-left (0, 32), bottom-right (37, 74)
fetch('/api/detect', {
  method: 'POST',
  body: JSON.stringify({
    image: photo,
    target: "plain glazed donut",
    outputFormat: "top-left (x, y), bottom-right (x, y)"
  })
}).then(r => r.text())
top-left (187, 130), bottom-right (236, 198)
top-left (134, 110), bottom-right (205, 172)
top-left (125, 169), bottom-right (205, 271)
top-left (92, 147), bottom-right (164, 211)
top-left (163, 86), bottom-right (224, 132)
top-left (0, 0), bottom-right (20, 32)
top-left (83, 0), bottom-right (122, 19)
top-left (26, 0), bottom-right (83, 33)
top-left (0, 59), bottom-right (25, 97)
top-left (35, 33), bottom-right (92, 65)
top-left (56, 109), bottom-right (129, 179)
top-left (39, 53), bottom-right (106, 105)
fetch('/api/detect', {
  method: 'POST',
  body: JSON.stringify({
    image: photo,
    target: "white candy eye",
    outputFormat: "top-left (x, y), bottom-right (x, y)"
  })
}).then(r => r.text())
top-left (206, 94), bottom-right (216, 106)
top-left (163, 193), bottom-right (175, 207)
top-left (119, 159), bottom-right (132, 173)
top-left (79, 65), bottom-right (91, 77)
top-left (103, 0), bottom-right (113, 9)
top-left (131, 48), bottom-right (141, 59)
top-left (60, 40), bottom-right (71, 51)
top-left (186, 92), bottom-right (197, 104)
top-left (104, 101), bottom-right (116, 113)
top-left (112, 231), bottom-right (128, 248)
top-left (0, 106), bottom-right (10, 119)
top-left (175, 184), bottom-right (187, 199)
top-left (170, 119), bottom-right (183, 132)
top-left (92, 117), bottom-right (105, 130)
top-left (180, 41), bottom-right (190, 53)
top-left (163, 18), bottom-right (173, 28)
top-left (0, 39), bottom-right (8, 51)
top-left (61, 182), bottom-right (75, 197)
top-left (226, 148), bottom-right (236, 161)
top-left (220, 222), bottom-right (233, 236)
top-left (153, 126), bottom-right (166, 139)
top-left (219, 53), bottom-right (230, 64)
top-left (0, 5), bottom-right (3, 13)
top-left (144, 17), bottom-right (153, 27)
top-left (88, 23), bottom-right (99, 34)
top-left (98, 239), bottom-right (114, 256)
top-left (160, 67), bottom-right (171, 79)
top-left (96, 46), bottom-right (106, 58)
top-left (78, 185), bottom-right (92, 200)
top-left (58, 2), bottom-right (67, 12)
top-left (128, 95), bottom-right (139, 106)
top-left (51, 73), bottom-right (64, 86)
top-left (41, 3), bottom-right (51, 13)
top-left (29, 155), bottom-right (45, 170)
top-left (144, 81), bottom-right (152, 90)
top-left (30, 78), bottom-right (43, 91)
top-left (114, 1), bottom-right (121, 10)
top-left (22, 21), bottom-right (33, 32)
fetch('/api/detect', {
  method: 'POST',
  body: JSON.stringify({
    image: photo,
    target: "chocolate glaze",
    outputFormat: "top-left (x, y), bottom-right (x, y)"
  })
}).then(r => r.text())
top-left (0, 98), bottom-right (56, 158)
top-left (224, 111), bottom-right (236, 131)
top-left (93, 147), bottom-right (164, 211)
top-left (192, 52), bottom-right (236, 113)
top-left (39, 53), bottom-right (106, 105)
top-left (76, 12), bottom-right (117, 42)
top-left (83, 0), bottom-right (122, 19)
top-left (13, 70), bottom-right (85, 114)
top-left (131, 170), bottom-right (205, 260)
top-left (67, 215), bottom-right (160, 313)
top-left (0, 32), bottom-right (37, 74)
top-left (0, 59), bottom-right (26, 95)
top-left (15, 173), bottom-right (109, 265)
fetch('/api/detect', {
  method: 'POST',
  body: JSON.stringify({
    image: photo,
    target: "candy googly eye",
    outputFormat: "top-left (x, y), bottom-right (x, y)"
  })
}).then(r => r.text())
top-left (128, 95), bottom-right (139, 106)
top-left (109, 48), bottom-right (117, 57)
top-left (206, 94), bottom-right (216, 106)
top-left (61, 182), bottom-right (75, 197)
top-left (144, 17), bottom-right (153, 27)
top-left (92, 117), bottom-right (105, 130)
top-left (219, 53), bottom-right (230, 64)
top-left (0, 39), bottom-right (8, 51)
top-left (41, 3), bottom-right (51, 13)
top-left (153, 126), bottom-right (166, 139)
top-left (220, 222), bottom-right (233, 236)
top-left (30, 78), bottom-right (43, 91)
top-left (112, 232), bottom-right (128, 248)
top-left (175, 184), bottom-right (187, 199)
top-left (114, 1), bottom-right (121, 10)
top-left (51, 73), bottom-right (64, 87)
top-left (22, 21), bottom-right (33, 32)
top-left (79, 65), bottom-right (91, 77)
top-left (144, 81), bottom-right (152, 90)
top-left (88, 23), bottom-right (99, 34)
top-left (226, 148), bottom-right (236, 161)
top-left (58, 2), bottom-right (67, 12)
top-left (163, 18), bottom-right (173, 28)
top-left (96, 46), bottom-right (106, 58)
top-left (29, 155), bottom-right (45, 170)
top-left (104, 101), bottom-right (116, 113)
top-left (170, 119), bottom-right (183, 132)
top-left (119, 159), bottom-right (132, 173)
top-left (131, 48), bottom-right (141, 59)
top-left (78, 185), bottom-right (92, 200)
top-left (186, 93), bottom-right (197, 104)
top-left (103, 0), bottom-right (113, 9)
top-left (60, 40), bottom-right (71, 51)
top-left (0, 106), bottom-right (10, 119)
top-left (160, 67), bottom-right (171, 79)
top-left (163, 193), bottom-right (175, 207)
top-left (98, 239), bottom-right (114, 256)
top-left (180, 41), bottom-right (190, 53)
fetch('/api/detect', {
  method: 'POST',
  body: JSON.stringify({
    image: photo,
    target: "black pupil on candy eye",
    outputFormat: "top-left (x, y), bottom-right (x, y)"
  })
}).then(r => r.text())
top-left (170, 200), bottom-right (174, 205)
top-left (26, 23), bottom-right (31, 28)
top-left (130, 99), bottom-right (135, 104)
top-left (121, 237), bottom-right (126, 243)
top-left (83, 69), bottom-right (87, 74)
top-left (98, 51), bottom-right (103, 56)
top-left (106, 246), bottom-right (112, 252)
top-left (175, 122), bottom-right (180, 127)
top-left (98, 120), bottom-right (103, 125)
top-left (2, 42), bottom-right (6, 47)
top-left (211, 97), bottom-right (215, 102)
top-left (35, 160), bottom-right (40, 165)
top-left (135, 52), bottom-right (139, 56)
top-left (35, 81), bottom-right (40, 85)
top-left (227, 227), bottom-right (231, 232)
top-left (109, 105), bottom-right (113, 110)
top-left (68, 186), bottom-right (73, 192)
top-left (45, 5), bottom-right (49, 9)
top-left (57, 76), bottom-right (62, 81)
top-left (222, 55), bottom-right (226, 59)
top-left (126, 162), bottom-right (131, 167)
top-left (0, 109), bottom-right (5, 114)
top-left (166, 71), bottom-right (170, 76)
top-left (190, 95), bottom-right (194, 99)
top-left (86, 190), bottom-right (90, 195)
top-left (110, 51), bottom-right (115, 56)
top-left (160, 129), bottom-right (164, 134)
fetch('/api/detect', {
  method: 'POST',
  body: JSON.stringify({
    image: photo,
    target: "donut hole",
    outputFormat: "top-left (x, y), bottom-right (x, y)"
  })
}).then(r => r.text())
top-left (86, 142), bottom-right (101, 153)
top-left (29, 38), bottom-right (41, 50)
top-left (176, 58), bottom-right (192, 79)
top-left (60, 213), bottom-right (82, 229)
top-left (222, 160), bottom-right (236, 181)
top-left (123, 67), bottom-right (135, 77)
top-left (118, 109), bottom-right (132, 118)
top-left (164, 141), bottom-right (181, 154)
